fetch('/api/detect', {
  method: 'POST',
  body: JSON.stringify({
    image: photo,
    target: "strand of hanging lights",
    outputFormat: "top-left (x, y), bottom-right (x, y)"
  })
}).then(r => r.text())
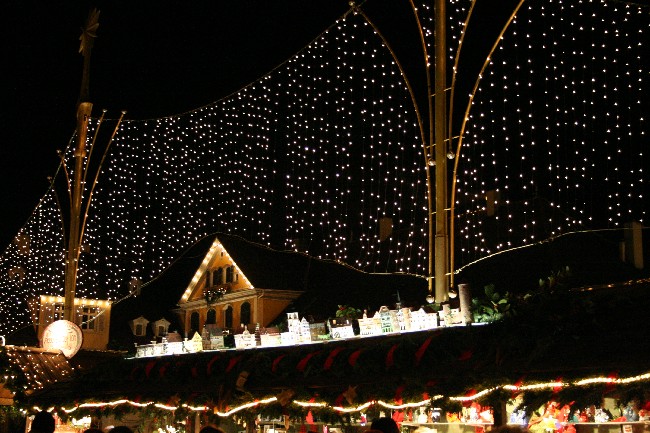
top-left (36, 371), bottom-right (650, 417)
top-left (453, 0), bottom-right (646, 267)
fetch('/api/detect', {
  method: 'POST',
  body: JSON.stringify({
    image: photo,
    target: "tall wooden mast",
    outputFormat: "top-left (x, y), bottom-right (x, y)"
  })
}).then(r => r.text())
top-left (63, 9), bottom-right (99, 322)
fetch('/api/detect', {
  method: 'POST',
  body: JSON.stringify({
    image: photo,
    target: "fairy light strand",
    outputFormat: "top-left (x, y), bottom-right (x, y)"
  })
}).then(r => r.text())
top-left (42, 371), bottom-right (650, 416)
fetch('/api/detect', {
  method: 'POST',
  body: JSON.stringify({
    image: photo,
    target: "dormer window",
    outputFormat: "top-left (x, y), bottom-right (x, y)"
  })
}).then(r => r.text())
top-left (152, 318), bottom-right (171, 337)
top-left (130, 316), bottom-right (149, 337)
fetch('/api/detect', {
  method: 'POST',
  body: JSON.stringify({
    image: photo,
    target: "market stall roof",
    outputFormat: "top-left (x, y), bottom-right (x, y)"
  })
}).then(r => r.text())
top-left (26, 283), bottom-right (650, 413)
top-left (0, 345), bottom-right (74, 405)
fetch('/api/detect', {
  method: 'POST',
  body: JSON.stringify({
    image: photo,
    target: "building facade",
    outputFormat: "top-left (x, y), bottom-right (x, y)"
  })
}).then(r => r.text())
top-left (174, 237), bottom-right (302, 339)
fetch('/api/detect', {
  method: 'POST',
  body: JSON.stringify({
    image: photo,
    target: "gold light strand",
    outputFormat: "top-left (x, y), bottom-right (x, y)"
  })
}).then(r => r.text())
top-left (43, 370), bottom-right (650, 416)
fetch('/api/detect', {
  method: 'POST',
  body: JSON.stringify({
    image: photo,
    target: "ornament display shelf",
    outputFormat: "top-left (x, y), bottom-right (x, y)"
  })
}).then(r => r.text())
top-left (573, 421), bottom-right (650, 433)
top-left (401, 422), bottom-right (494, 433)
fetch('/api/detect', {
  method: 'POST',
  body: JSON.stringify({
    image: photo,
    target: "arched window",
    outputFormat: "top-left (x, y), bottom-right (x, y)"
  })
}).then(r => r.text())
top-left (224, 306), bottom-right (233, 329)
top-left (226, 266), bottom-right (235, 283)
top-left (190, 312), bottom-right (200, 337)
top-left (204, 270), bottom-right (211, 287)
top-left (206, 308), bottom-right (217, 324)
top-left (240, 302), bottom-right (251, 326)
top-left (214, 267), bottom-right (224, 285)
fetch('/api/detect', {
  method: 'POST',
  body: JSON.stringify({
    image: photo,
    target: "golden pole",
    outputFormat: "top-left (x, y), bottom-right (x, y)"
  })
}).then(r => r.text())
top-left (434, 0), bottom-right (449, 303)
top-left (63, 102), bottom-right (92, 322)
top-left (63, 9), bottom-right (99, 322)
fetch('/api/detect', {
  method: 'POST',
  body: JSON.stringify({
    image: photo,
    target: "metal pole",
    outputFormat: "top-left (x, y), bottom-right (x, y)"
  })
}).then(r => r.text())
top-left (63, 101), bottom-right (92, 322)
top-left (434, 0), bottom-right (449, 303)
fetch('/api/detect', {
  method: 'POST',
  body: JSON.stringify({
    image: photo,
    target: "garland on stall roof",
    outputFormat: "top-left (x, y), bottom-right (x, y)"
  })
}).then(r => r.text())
top-left (38, 371), bottom-right (650, 424)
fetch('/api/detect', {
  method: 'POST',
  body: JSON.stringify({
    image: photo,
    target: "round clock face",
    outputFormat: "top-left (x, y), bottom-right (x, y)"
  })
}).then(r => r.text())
top-left (42, 319), bottom-right (83, 358)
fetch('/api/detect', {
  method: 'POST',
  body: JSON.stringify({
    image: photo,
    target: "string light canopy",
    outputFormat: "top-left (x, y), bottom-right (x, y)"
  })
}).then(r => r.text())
top-left (0, 0), bottom-right (647, 337)
top-left (453, 0), bottom-right (646, 268)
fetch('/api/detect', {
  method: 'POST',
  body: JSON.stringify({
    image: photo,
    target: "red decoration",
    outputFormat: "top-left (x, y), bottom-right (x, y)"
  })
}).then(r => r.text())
top-left (226, 355), bottom-right (243, 372)
top-left (415, 336), bottom-right (433, 365)
top-left (462, 389), bottom-right (477, 407)
top-left (457, 349), bottom-right (473, 361)
top-left (511, 377), bottom-right (525, 398)
top-left (272, 354), bottom-right (287, 373)
top-left (145, 360), bottom-right (157, 378)
top-left (395, 385), bottom-right (405, 401)
top-left (553, 378), bottom-right (563, 393)
top-left (323, 347), bottom-right (345, 371)
top-left (158, 362), bottom-right (169, 377)
top-left (392, 409), bottom-right (404, 426)
top-left (605, 372), bottom-right (618, 394)
top-left (206, 355), bottom-right (220, 375)
top-left (296, 351), bottom-right (320, 372)
top-left (348, 349), bottom-right (363, 367)
top-left (386, 344), bottom-right (399, 368)
top-left (129, 365), bottom-right (142, 381)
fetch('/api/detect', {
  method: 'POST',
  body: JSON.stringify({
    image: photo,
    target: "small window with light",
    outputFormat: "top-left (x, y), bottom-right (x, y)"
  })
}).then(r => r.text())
top-left (80, 306), bottom-right (99, 331)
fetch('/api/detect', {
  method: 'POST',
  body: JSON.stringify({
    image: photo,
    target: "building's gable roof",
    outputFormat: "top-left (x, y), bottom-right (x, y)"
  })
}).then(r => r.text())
top-left (179, 236), bottom-right (255, 304)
